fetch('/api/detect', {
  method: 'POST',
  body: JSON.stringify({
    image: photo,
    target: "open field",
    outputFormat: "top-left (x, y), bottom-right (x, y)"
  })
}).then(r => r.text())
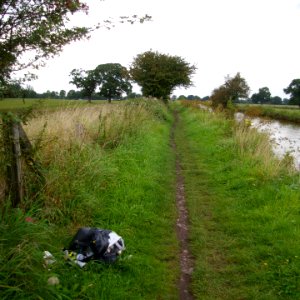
top-left (0, 98), bottom-right (107, 113)
top-left (174, 102), bottom-right (300, 299)
top-left (237, 104), bottom-right (300, 123)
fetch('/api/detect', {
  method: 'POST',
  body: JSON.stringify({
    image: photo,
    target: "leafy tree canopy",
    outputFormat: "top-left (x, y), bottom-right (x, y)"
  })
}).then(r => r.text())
top-left (251, 87), bottom-right (271, 104)
top-left (0, 0), bottom-right (90, 85)
top-left (211, 72), bottom-right (250, 108)
top-left (95, 63), bottom-right (132, 102)
top-left (130, 51), bottom-right (196, 101)
top-left (0, 0), bottom-right (151, 85)
top-left (284, 79), bottom-right (300, 107)
top-left (270, 96), bottom-right (282, 105)
top-left (69, 68), bottom-right (98, 102)
top-left (70, 63), bottom-right (132, 103)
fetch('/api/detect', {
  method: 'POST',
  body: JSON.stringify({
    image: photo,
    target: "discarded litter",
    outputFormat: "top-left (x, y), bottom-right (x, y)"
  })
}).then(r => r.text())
top-left (43, 251), bottom-right (56, 266)
top-left (64, 227), bottom-right (125, 267)
top-left (47, 276), bottom-right (60, 285)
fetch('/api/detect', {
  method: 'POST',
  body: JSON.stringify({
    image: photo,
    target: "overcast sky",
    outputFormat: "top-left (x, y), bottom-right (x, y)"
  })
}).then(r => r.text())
top-left (26, 0), bottom-right (300, 98)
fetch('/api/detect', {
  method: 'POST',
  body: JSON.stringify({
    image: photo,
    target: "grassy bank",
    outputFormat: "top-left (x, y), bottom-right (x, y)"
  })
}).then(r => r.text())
top-left (0, 100), bottom-right (178, 299)
top-left (174, 102), bottom-right (300, 299)
top-left (238, 104), bottom-right (300, 123)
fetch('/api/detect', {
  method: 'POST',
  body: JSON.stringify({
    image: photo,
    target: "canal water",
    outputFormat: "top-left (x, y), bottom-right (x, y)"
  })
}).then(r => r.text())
top-left (235, 112), bottom-right (300, 171)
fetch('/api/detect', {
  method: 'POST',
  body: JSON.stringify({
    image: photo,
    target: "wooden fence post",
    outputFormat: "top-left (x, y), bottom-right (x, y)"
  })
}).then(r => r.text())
top-left (2, 118), bottom-right (24, 207)
top-left (1, 113), bottom-right (45, 207)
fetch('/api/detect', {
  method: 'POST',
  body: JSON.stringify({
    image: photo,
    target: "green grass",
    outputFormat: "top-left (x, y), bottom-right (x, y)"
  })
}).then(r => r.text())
top-left (0, 98), bottom-right (106, 113)
top-left (237, 104), bottom-right (300, 123)
top-left (173, 102), bottom-right (300, 299)
top-left (0, 100), bottom-right (179, 299)
top-left (2, 98), bottom-right (299, 299)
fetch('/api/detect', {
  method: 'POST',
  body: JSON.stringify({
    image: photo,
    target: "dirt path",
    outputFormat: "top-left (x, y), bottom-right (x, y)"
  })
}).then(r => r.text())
top-left (171, 110), bottom-right (195, 300)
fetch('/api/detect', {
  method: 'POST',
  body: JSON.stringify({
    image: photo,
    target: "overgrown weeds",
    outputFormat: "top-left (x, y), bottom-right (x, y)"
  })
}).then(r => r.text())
top-left (0, 99), bottom-right (178, 299)
top-left (173, 102), bottom-right (300, 299)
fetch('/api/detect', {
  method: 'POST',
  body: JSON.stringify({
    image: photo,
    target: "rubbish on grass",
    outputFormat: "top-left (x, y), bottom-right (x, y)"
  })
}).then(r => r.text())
top-left (43, 251), bottom-right (56, 266)
top-left (47, 276), bottom-right (60, 285)
top-left (64, 227), bottom-right (125, 267)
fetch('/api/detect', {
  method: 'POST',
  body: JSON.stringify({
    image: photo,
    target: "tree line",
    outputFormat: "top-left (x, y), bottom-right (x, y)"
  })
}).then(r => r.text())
top-left (0, 1), bottom-right (299, 107)
top-left (210, 73), bottom-right (300, 108)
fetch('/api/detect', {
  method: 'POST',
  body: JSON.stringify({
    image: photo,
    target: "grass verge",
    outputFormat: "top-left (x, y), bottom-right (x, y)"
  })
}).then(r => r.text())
top-left (173, 102), bottom-right (300, 299)
top-left (238, 104), bottom-right (300, 124)
top-left (0, 100), bottom-right (178, 299)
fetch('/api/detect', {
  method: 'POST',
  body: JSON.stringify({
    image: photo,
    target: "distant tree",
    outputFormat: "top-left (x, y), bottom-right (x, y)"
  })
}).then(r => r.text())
top-left (251, 87), bottom-right (271, 104)
top-left (67, 90), bottom-right (77, 99)
top-left (201, 96), bottom-right (210, 101)
top-left (95, 63), bottom-right (132, 103)
top-left (284, 79), bottom-right (300, 107)
top-left (2, 81), bottom-right (22, 98)
top-left (223, 73), bottom-right (250, 103)
top-left (171, 95), bottom-right (177, 101)
top-left (211, 73), bottom-right (250, 108)
top-left (187, 95), bottom-right (201, 100)
top-left (210, 86), bottom-right (230, 108)
top-left (59, 90), bottom-right (66, 99)
top-left (130, 51), bottom-right (196, 102)
top-left (282, 98), bottom-right (290, 105)
top-left (270, 96), bottom-right (282, 105)
top-left (24, 85), bottom-right (37, 98)
top-left (178, 95), bottom-right (187, 100)
top-left (187, 95), bottom-right (195, 100)
top-left (69, 69), bottom-right (98, 103)
top-left (49, 91), bottom-right (59, 99)
top-left (127, 92), bottom-right (142, 99)
top-left (251, 93), bottom-right (260, 104)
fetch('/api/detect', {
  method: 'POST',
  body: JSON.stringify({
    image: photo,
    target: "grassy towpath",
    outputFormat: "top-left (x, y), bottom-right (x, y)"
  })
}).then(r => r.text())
top-left (1, 99), bottom-right (299, 299)
top-left (173, 102), bottom-right (300, 299)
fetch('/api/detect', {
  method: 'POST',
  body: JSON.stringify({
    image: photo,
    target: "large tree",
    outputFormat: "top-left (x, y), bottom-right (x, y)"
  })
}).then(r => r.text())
top-left (251, 87), bottom-right (271, 104)
top-left (0, 1), bottom-right (151, 86)
top-left (211, 72), bottom-right (250, 108)
top-left (0, 0), bottom-right (90, 85)
top-left (284, 79), bottom-right (300, 107)
top-left (95, 63), bottom-right (132, 103)
top-left (130, 51), bottom-right (196, 101)
top-left (69, 69), bottom-right (98, 102)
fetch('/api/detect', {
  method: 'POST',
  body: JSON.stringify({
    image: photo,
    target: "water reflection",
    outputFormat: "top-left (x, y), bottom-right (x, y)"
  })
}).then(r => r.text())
top-left (235, 112), bottom-right (300, 170)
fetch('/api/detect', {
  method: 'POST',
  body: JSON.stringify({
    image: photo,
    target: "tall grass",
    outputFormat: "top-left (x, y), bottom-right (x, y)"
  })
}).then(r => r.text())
top-left (0, 99), bottom-right (95, 113)
top-left (0, 99), bottom-right (178, 299)
top-left (173, 102), bottom-right (300, 299)
top-left (238, 104), bottom-right (300, 123)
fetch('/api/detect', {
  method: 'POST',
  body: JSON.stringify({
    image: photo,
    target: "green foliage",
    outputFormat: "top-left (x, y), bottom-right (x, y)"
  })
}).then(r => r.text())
top-left (211, 72), bottom-right (250, 108)
top-left (238, 104), bottom-right (300, 123)
top-left (174, 103), bottom-right (300, 299)
top-left (130, 50), bottom-right (196, 101)
top-left (0, 0), bottom-right (89, 85)
top-left (251, 87), bottom-right (272, 104)
top-left (284, 79), bottom-right (300, 107)
top-left (69, 69), bottom-right (98, 102)
top-left (70, 64), bottom-right (132, 103)
top-left (0, 1), bottom-right (151, 87)
top-left (95, 63), bottom-right (132, 102)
